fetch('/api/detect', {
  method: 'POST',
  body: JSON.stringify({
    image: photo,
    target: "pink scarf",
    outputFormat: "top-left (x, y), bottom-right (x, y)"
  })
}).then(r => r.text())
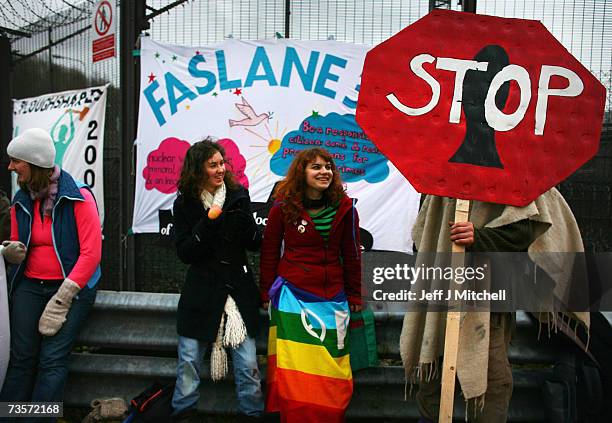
top-left (30, 165), bottom-right (61, 216)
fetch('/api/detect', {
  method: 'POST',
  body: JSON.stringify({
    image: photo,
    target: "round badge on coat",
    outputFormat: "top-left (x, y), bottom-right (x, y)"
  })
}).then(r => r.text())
top-left (301, 219), bottom-right (308, 225)
top-left (298, 225), bottom-right (306, 233)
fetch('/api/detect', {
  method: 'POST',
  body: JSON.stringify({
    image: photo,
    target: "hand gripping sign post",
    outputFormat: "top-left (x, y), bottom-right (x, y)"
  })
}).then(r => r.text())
top-left (356, 9), bottom-right (606, 422)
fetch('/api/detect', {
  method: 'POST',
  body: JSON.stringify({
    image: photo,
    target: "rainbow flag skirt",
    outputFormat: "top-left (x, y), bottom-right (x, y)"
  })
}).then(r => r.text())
top-left (266, 277), bottom-right (353, 422)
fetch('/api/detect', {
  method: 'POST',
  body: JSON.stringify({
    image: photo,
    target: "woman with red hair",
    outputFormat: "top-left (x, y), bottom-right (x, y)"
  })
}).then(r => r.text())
top-left (260, 147), bottom-right (362, 422)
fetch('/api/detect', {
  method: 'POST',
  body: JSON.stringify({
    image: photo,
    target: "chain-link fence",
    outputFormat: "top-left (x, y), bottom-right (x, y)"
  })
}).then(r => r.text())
top-left (3, 0), bottom-right (611, 292)
top-left (5, 0), bottom-right (122, 289)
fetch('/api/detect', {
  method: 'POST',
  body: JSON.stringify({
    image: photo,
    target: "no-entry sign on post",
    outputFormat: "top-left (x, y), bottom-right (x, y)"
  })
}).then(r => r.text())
top-left (91, 0), bottom-right (116, 63)
top-left (356, 9), bottom-right (606, 206)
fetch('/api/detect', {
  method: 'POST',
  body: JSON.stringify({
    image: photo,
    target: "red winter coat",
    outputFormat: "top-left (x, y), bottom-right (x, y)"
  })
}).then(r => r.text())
top-left (259, 195), bottom-right (362, 305)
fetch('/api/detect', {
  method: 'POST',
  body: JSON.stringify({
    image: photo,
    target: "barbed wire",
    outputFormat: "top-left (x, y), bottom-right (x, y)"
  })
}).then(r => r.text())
top-left (0, 0), bottom-right (93, 35)
top-left (16, 0), bottom-right (57, 28)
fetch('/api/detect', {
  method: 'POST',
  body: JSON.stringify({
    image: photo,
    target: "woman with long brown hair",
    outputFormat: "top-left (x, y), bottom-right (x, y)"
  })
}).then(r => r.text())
top-left (260, 147), bottom-right (362, 422)
top-left (171, 138), bottom-right (264, 422)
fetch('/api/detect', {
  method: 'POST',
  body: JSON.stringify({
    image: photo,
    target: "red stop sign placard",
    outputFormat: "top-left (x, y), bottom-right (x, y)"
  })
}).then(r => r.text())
top-left (356, 10), bottom-right (606, 206)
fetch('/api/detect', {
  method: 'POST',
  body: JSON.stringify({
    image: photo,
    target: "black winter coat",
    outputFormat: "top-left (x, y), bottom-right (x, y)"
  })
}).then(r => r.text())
top-left (173, 185), bottom-right (262, 342)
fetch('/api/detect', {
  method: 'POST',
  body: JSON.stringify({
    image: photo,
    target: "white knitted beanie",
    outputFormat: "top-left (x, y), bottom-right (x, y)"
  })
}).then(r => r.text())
top-left (7, 128), bottom-right (56, 168)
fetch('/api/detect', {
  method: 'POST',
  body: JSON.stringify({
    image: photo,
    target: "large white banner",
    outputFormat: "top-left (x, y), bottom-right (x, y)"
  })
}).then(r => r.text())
top-left (12, 85), bottom-right (107, 224)
top-left (134, 38), bottom-right (419, 253)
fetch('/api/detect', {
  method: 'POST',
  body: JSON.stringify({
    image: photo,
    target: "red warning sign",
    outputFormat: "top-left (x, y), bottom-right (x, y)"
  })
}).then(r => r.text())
top-left (92, 0), bottom-right (116, 63)
top-left (94, 1), bottom-right (113, 36)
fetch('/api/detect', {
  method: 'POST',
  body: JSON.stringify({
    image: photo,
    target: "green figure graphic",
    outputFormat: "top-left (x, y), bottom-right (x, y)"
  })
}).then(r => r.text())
top-left (50, 107), bottom-right (88, 166)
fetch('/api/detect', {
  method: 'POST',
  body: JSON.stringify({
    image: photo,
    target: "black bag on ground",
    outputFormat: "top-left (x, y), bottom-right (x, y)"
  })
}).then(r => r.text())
top-left (542, 350), bottom-right (604, 423)
top-left (126, 382), bottom-right (175, 423)
top-left (543, 352), bottom-right (577, 423)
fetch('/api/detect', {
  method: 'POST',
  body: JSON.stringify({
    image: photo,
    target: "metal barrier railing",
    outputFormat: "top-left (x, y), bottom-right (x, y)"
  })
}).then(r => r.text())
top-left (66, 290), bottom-right (576, 421)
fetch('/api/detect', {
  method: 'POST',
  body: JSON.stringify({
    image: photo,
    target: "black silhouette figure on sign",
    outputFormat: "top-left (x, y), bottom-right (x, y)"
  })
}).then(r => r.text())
top-left (449, 45), bottom-right (510, 168)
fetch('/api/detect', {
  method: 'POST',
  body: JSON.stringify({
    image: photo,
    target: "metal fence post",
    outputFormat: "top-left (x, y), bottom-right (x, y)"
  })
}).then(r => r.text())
top-left (47, 28), bottom-right (53, 93)
top-left (119, 0), bottom-right (143, 291)
top-left (462, 0), bottom-right (477, 13)
top-left (285, 0), bottom-right (291, 38)
top-left (0, 36), bottom-right (11, 193)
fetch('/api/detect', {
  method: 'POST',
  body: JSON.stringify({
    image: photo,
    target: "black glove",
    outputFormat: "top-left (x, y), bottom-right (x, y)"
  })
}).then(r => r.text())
top-left (230, 209), bottom-right (261, 247)
top-left (232, 209), bottom-right (255, 232)
top-left (193, 211), bottom-right (224, 241)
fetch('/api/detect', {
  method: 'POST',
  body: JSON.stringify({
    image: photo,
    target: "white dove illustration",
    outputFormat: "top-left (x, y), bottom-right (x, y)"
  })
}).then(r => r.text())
top-left (229, 97), bottom-right (270, 127)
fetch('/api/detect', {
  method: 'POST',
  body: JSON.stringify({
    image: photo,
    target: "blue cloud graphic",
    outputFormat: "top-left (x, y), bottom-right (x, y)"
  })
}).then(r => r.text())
top-left (270, 112), bottom-right (389, 183)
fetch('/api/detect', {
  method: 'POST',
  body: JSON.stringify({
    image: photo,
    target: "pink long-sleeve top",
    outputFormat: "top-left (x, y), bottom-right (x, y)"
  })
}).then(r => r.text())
top-left (10, 188), bottom-right (102, 288)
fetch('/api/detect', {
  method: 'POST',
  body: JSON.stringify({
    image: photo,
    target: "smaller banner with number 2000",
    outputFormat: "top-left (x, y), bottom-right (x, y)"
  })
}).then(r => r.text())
top-left (12, 84), bottom-right (108, 225)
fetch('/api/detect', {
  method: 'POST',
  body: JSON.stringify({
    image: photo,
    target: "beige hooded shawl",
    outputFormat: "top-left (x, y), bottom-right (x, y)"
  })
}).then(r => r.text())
top-left (399, 188), bottom-right (589, 402)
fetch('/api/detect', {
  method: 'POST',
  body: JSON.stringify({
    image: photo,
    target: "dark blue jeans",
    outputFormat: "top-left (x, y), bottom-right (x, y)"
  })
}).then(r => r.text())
top-left (0, 278), bottom-right (96, 422)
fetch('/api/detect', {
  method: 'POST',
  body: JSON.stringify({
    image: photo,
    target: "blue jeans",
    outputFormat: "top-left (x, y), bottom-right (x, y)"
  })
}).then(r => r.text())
top-left (0, 278), bottom-right (96, 422)
top-left (172, 335), bottom-right (264, 417)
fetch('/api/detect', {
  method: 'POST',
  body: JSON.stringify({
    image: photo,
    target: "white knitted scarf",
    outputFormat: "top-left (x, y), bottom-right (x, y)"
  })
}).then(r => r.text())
top-left (210, 296), bottom-right (249, 381)
top-left (200, 182), bottom-right (226, 210)
top-left (202, 182), bottom-right (248, 381)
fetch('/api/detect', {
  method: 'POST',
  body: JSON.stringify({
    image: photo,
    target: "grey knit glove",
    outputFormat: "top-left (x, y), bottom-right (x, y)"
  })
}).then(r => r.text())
top-left (39, 278), bottom-right (81, 336)
top-left (88, 397), bottom-right (127, 421)
top-left (1, 240), bottom-right (26, 264)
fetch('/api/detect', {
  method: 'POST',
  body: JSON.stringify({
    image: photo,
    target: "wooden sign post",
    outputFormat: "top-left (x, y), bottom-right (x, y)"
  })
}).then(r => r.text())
top-left (439, 198), bottom-right (470, 422)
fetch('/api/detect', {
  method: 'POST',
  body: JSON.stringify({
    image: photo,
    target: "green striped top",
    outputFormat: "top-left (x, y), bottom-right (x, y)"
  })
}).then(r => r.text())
top-left (308, 205), bottom-right (338, 241)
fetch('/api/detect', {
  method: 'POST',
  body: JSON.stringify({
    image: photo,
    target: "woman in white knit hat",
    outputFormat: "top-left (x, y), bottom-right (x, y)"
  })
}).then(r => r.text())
top-left (170, 138), bottom-right (264, 422)
top-left (0, 128), bottom-right (102, 417)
